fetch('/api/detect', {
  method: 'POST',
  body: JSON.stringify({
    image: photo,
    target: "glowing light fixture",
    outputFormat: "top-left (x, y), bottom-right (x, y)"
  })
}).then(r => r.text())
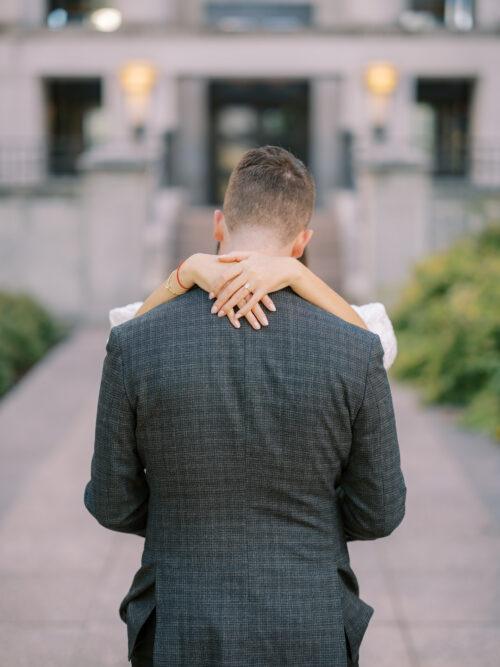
top-left (363, 61), bottom-right (399, 142)
top-left (119, 61), bottom-right (157, 97)
top-left (90, 8), bottom-right (122, 32)
top-left (364, 62), bottom-right (398, 97)
top-left (119, 61), bottom-right (158, 141)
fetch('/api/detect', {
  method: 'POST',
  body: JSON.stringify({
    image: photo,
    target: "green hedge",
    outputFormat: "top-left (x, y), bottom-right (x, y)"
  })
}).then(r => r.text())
top-left (0, 291), bottom-right (69, 398)
top-left (390, 223), bottom-right (500, 442)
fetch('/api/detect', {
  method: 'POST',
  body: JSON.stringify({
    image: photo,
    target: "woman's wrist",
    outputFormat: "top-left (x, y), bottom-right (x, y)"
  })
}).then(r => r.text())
top-left (177, 255), bottom-right (199, 290)
top-left (288, 257), bottom-right (306, 290)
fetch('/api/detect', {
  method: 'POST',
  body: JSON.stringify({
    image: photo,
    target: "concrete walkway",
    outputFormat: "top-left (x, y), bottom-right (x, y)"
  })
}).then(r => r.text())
top-left (0, 326), bottom-right (499, 666)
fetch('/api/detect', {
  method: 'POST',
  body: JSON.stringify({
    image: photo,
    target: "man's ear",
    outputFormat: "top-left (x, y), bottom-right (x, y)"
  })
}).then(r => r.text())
top-left (291, 228), bottom-right (314, 258)
top-left (213, 209), bottom-right (225, 242)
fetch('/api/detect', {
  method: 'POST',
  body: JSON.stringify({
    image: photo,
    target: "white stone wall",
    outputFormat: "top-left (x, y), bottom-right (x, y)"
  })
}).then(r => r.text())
top-left (331, 0), bottom-right (402, 26)
top-left (0, 152), bottom-right (185, 323)
top-left (0, 190), bottom-right (84, 319)
top-left (114, 0), bottom-right (178, 25)
top-left (475, 0), bottom-right (500, 28)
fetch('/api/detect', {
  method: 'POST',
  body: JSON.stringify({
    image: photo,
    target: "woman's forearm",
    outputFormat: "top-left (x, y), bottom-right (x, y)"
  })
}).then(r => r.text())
top-left (290, 261), bottom-right (368, 330)
top-left (133, 253), bottom-right (367, 330)
top-left (134, 260), bottom-right (195, 317)
top-left (134, 282), bottom-right (175, 317)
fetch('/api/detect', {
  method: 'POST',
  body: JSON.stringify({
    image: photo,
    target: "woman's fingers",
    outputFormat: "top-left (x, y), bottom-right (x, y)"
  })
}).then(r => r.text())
top-left (211, 266), bottom-right (244, 299)
top-left (243, 309), bottom-right (261, 330)
top-left (235, 290), bottom-right (266, 319)
top-left (250, 302), bottom-right (269, 327)
top-left (212, 274), bottom-right (250, 314)
top-left (217, 284), bottom-right (254, 317)
top-left (225, 306), bottom-right (241, 329)
top-left (238, 299), bottom-right (261, 330)
top-left (216, 288), bottom-right (272, 331)
top-left (261, 294), bottom-right (276, 312)
top-left (217, 252), bottom-right (250, 263)
top-left (224, 301), bottom-right (259, 330)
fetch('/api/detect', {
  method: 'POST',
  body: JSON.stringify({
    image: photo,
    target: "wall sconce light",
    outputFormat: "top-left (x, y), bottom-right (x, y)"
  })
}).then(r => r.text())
top-left (364, 62), bottom-right (399, 142)
top-left (119, 61), bottom-right (158, 141)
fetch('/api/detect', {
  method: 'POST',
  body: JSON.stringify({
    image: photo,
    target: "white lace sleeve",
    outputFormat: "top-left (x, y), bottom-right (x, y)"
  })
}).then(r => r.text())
top-left (109, 301), bottom-right (144, 328)
top-left (105, 302), bottom-right (145, 346)
top-left (350, 302), bottom-right (398, 370)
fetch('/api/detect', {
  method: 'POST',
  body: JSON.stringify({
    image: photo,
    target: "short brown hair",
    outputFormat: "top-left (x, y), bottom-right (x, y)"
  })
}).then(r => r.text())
top-left (222, 145), bottom-right (316, 243)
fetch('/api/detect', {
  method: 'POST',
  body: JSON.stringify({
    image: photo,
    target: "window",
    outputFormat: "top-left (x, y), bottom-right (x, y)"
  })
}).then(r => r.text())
top-left (205, 2), bottom-right (313, 31)
top-left (416, 78), bottom-right (474, 177)
top-left (45, 78), bottom-right (102, 175)
top-left (410, 0), bottom-right (474, 30)
top-left (46, 1), bottom-right (94, 27)
top-left (411, 0), bottom-right (446, 22)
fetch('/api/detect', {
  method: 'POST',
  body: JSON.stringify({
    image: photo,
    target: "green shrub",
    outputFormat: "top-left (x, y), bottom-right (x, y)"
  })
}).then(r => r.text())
top-left (390, 223), bottom-right (500, 442)
top-left (0, 291), bottom-right (69, 397)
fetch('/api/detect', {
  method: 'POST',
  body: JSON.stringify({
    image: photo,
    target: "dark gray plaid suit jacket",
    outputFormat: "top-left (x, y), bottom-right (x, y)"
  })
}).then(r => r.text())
top-left (84, 286), bottom-right (406, 666)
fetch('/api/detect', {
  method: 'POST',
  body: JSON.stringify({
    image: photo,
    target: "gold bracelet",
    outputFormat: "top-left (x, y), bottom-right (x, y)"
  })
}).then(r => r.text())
top-left (163, 270), bottom-right (188, 296)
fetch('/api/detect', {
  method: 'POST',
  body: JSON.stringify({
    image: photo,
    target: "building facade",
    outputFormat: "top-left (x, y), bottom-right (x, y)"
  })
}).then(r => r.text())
top-left (1, 1), bottom-right (500, 318)
top-left (1, 0), bottom-right (500, 203)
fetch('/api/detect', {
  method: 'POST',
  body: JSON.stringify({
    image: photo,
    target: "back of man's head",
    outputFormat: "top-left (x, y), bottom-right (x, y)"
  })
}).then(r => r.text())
top-left (222, 145), bottom-right (316, 244)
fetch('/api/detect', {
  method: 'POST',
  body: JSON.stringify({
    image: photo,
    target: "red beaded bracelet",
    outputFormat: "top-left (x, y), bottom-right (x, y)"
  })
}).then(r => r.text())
top-left (176, 259), bottom-right (189, 291)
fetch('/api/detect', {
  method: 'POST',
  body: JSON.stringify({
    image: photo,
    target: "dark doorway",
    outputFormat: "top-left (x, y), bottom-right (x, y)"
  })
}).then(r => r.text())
top-left (44, 78), bottom-right (102, 175)
top-left (416, 78), bottom-right (474, 177)
top-left (208, 79), bottom-right (310, 204)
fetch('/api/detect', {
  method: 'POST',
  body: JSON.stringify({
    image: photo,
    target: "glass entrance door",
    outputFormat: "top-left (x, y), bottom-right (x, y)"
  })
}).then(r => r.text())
top-left (209, 80), bottom-right (309, 204)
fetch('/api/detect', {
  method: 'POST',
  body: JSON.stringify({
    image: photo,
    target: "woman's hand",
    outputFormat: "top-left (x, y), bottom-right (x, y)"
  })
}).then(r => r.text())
top-left (182, 253), bottom-right (277, 330)
top-left (210, 251), bottom-right (302, 321)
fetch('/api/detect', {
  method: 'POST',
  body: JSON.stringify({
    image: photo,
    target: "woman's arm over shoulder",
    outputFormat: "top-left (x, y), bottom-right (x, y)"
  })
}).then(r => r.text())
top-left (351, 302), bottom-right (397, 370)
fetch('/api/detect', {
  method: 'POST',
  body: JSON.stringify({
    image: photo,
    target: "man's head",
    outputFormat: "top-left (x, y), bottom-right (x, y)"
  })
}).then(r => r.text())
top-left (213, 145), bottom-right (316, 257)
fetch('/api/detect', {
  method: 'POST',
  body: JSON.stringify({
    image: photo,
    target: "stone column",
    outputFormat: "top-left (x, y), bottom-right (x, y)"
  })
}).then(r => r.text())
top-left (311, 77), bottom-right (342, 204)
top-left (175, 78), bottom-right (209, 203)
top-left (470, 72), bottom-right (500, 188)
top-left (78, 141), bottom-right (157, 323)
top-left (347, 146), bottom-right (431, 306)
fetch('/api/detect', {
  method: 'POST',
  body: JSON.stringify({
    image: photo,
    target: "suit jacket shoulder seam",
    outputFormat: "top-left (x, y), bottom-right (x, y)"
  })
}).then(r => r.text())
top-left (110, 327), bottom-right (135, 411)
top-left (351, 335), bottom-right (375, 426)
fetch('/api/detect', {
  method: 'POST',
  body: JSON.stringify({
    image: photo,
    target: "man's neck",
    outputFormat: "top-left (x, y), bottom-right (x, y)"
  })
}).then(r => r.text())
top-left (221, 234), bottom-right (288, 256)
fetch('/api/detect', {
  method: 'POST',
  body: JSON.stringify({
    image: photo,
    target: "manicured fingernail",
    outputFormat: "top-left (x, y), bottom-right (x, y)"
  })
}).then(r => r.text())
top-left (268, 303), bottom-right (276, 312)
top-left (234, 320), bottom-right (240, 328)
top-left (262, 317), bottom-right (269, 326)
top-left (217, 309), bottom-right (225, 317)
top-left (254, 323), bottom-right (261, 330)
top-left (211, 304), bottom-right (218, 314)
top-left (208, 292), bottom-right (214, 299)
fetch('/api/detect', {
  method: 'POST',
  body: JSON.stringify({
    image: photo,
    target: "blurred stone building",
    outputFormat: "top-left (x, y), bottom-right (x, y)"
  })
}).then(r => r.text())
top-left (1, 1), bottom-right (499, 318)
